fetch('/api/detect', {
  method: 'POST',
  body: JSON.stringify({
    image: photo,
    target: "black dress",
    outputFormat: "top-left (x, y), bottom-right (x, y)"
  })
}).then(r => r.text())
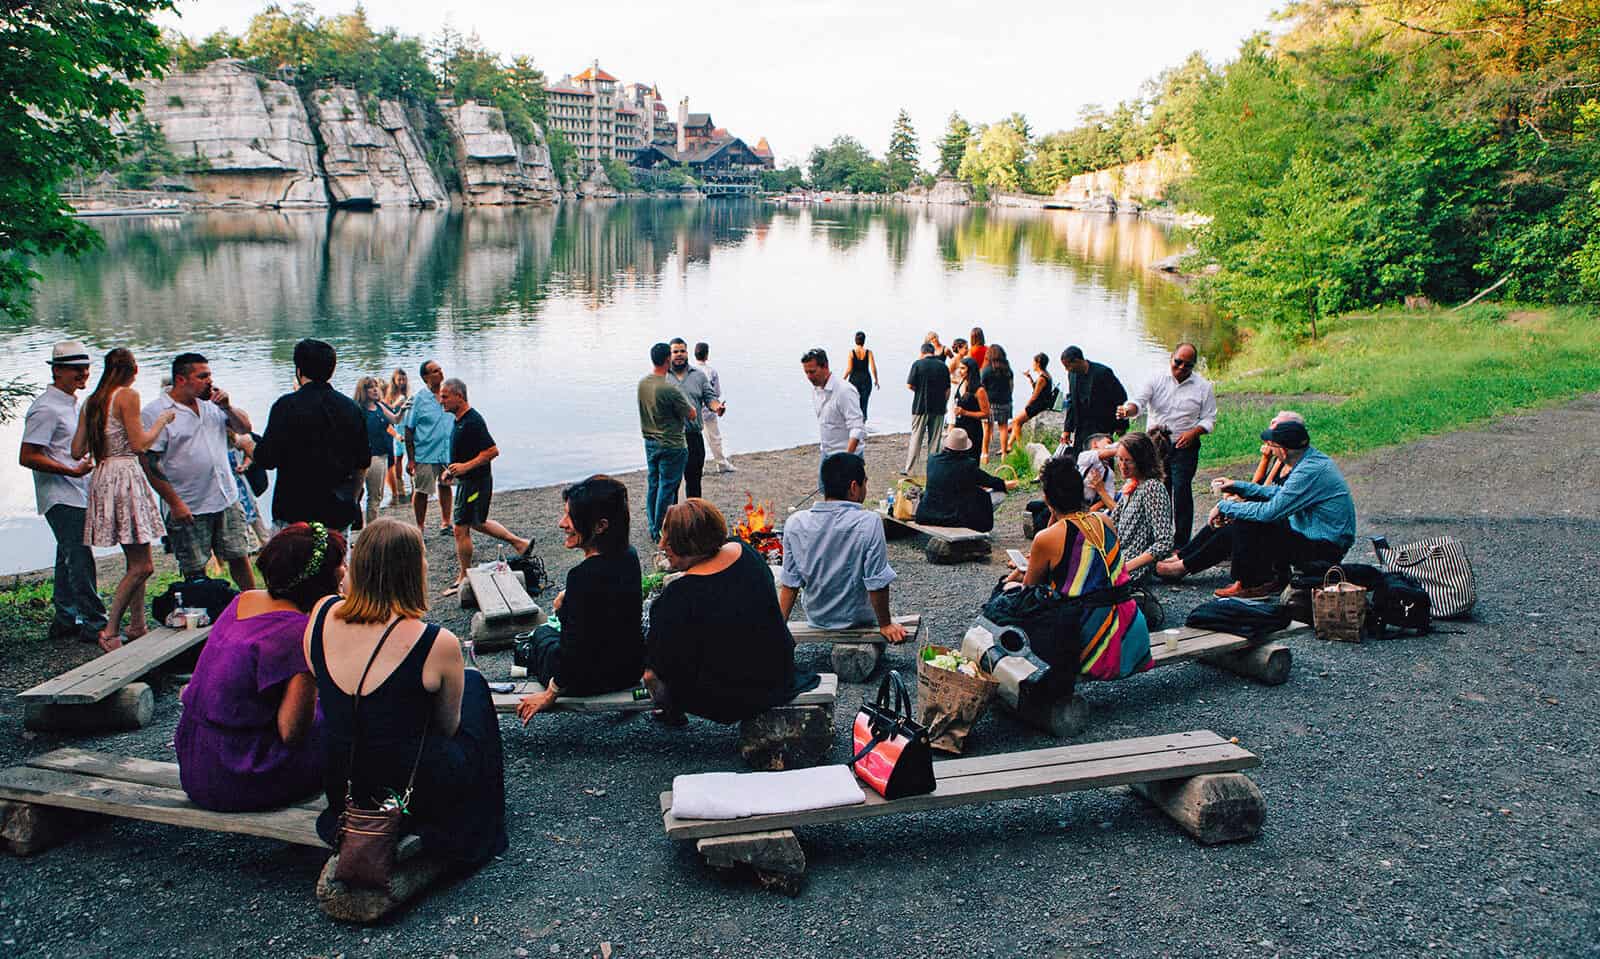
top-left (646, 543), bottom-right (819, 723)
top-left (525, 547), bottom-right (644, 695)
top-left (309, 604), bottom-right (508, 868)
top-left (954, 389), bottom-right (984, 459)
top-left (846, 349), bottom-right (873, 419)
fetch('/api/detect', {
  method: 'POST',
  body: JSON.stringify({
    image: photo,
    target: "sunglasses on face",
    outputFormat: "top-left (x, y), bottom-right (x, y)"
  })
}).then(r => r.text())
top-left (1171, 357), bottom-right (1195, 369)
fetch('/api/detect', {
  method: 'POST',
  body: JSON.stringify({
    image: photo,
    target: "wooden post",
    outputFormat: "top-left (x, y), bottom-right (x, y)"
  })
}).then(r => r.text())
top-left (23, 683), bottom-right (155, 733)
top-left (737, 704), bottom-right (834, 770)
top-left (1200, 642), bottom-right (1292, 686)
top-left (1132, 772), bottom-right (1265, 844)
top-left (315, 846), bottom-right (449, 923)
top-left (925, 537), bottom-right (991, 565)
top-left (829, 643), bottom-right (881, 683)
top-left (458, 578), bottom-right (477, 610)
top-left (0, 800), bottom-right (82, 856)
top-left (696, 829), bottom-right (805, 895)
top-left (1012, 693), bottom-right (1089, 739)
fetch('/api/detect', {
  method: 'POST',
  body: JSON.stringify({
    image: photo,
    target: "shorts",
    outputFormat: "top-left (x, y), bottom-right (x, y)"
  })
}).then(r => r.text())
top-left (989, 404), bottom-right (1013, 424)
top-left (169, 502), bottom-right (253, 576)
top-left (413, 462), bottom-right (446, 496)
top-left (453, 477), bottom-right (493, 526)
top-left (1024, 396), bottom-right (1051, 419)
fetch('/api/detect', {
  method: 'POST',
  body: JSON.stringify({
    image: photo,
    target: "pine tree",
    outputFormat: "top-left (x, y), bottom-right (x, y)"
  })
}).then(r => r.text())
top-left (937, 112), bottom-right (973, 176)
top-left (886, 109), bottom-right (919, 191)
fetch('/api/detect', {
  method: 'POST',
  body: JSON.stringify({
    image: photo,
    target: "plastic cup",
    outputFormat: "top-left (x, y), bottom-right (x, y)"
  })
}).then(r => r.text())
top-left (1163, 628), bottom-right (1182, 653)
top-left (183, 611), bottom-right (204, 630)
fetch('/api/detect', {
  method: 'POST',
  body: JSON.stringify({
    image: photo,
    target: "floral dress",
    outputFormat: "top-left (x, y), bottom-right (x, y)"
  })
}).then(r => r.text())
top-left (85, 389), bottom-right (166, 547)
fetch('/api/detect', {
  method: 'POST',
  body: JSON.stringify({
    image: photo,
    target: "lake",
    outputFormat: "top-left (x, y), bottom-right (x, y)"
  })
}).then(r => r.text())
top-left (2, 200), bottom-right (1219, 575)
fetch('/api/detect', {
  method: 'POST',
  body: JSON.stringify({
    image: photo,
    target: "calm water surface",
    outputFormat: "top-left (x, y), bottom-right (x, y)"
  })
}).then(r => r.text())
top-left (2, 201), bottom-right (1219, 574)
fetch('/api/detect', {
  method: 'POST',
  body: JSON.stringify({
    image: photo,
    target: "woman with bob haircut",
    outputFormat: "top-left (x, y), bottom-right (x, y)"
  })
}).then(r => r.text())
top-left (516, 475), bottom-right (644, 721)
top-left (303, 517), bottom-right (506, 869)
top-left (176, 522), bottom-right (346, 811)
top-left (643, 499), bottom-right (817, 725)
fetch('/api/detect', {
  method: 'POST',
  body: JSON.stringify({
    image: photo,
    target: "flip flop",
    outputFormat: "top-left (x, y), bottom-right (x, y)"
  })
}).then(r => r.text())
top-left (441, 583), bottom-right (462, 598)
top-left (96, 633), bottom-right (124, 654)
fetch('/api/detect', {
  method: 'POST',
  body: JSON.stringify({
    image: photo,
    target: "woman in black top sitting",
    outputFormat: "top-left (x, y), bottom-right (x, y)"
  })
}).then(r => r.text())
top-left (516, 475), bottom-right (644, 721)
top-left (303, 518), bottom-right (506, 869)
top-left (644, 499), bottom-right (818, 725)
top-left (917, 429), bottom-right (1018, 532)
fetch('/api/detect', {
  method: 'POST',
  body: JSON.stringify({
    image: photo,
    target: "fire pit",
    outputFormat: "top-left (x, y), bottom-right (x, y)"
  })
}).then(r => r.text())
top-left (733, 494), bottom-right (783, 565)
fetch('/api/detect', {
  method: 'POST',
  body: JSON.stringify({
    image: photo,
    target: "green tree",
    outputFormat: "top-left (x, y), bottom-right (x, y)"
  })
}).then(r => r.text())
top-left (937, 112), bottom-right (972, 176)
top-left (761, 165), bottom-right (805, 192)
top-left (115, 115), bottom-right (184, 189)
top-left (1, 0), bottom-right (175, 318)
top-left (602, 157), bottom-right (637, 192)
top-left (886, 109), bottom-right (920, 191)
top-left (958, 120), bottom-right (1031, 193)
top-left (808, 136), bottom-right (889, 193)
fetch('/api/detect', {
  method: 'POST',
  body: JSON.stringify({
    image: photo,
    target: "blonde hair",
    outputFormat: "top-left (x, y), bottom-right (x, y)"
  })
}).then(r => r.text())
top-left (352, 375), bottom-right (381, 406)
top-left (336, 518), bottom-right (429, 624)
top-left (385, 368), bottom-right (410, 405)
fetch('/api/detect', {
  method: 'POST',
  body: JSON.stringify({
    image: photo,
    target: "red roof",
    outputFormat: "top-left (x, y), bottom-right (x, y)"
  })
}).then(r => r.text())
top-left (574, 65), bottom-right (617, 82)
top-left (752, 137), bottom-right (773, 156)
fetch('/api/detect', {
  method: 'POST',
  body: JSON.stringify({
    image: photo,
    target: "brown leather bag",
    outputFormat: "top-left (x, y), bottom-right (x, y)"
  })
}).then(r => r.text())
top-left (331, 617), bottom-right (429, 888)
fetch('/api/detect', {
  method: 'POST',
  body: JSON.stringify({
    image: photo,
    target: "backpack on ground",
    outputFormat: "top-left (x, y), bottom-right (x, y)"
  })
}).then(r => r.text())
top-left (1374, 536), bottom-right (1475, 619)
top-left (1303, 562), bottom-right (1431, 638)
top-left (151, 575), bottom-right (239, 627)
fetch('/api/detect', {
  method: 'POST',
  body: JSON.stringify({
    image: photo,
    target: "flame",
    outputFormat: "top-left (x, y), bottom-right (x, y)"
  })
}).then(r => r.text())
top-left (734, 493), bottom-right (782, 561)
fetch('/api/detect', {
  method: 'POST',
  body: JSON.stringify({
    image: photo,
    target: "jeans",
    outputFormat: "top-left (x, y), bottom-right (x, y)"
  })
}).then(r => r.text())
top-left (683, 430), bottom-right (706, 499)
top-left (903, 413), bottom-right (945, 474)
top-left (44, 505), bottom-right (106, 634)
top-left (1230, 519), bottom-right (1348, 587)
top-left (644, 439), bottom-right (688, 542)
top-left (1164, 439), bottom-right (1201, 548)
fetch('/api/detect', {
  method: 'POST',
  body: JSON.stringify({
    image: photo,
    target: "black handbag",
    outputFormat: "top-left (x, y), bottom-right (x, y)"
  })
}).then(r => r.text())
top-left (151, 575), bottom-right (239, 627)
top-left (849, 671), bottom-right (936, 800)
top-left (1185, 597), bottom-right (1293, 641)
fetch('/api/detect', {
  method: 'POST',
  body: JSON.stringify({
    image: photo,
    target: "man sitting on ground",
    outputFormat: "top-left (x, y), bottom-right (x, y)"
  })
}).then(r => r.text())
top-left (778, 452), bottom-right (909, 643)
top-left (916, 429), bottom-right (1016, 532)
top-left (1208, 419), bottom-right (1355, 599)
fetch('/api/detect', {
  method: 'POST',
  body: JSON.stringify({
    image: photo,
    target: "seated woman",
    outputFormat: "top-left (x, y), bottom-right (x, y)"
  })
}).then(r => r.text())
top-left (1085, 431), bottom-right (1173, 585)
top-left (1008, 352), bottom-right (1055, 446)
top-left (175, 522), bottom-right (346, 812)
top-left (916, 429), bottom-right (1017, 532)
top-left (644, 499), bottom-right (819, 725)
top-left (516, 475), bottom-right (644, 722)
top-left (1010, 456), bottom-right (1151, 681)
top-left (304, 518), bottom-right (507, 870)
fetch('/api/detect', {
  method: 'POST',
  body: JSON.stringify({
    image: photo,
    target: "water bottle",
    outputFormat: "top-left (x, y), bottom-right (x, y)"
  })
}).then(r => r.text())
top-left (167, 590), bottom-right (187, 628)
top-left (885, 488), bottom-right (896, 514)
top-left (461, 638), bottom-right (483, 673)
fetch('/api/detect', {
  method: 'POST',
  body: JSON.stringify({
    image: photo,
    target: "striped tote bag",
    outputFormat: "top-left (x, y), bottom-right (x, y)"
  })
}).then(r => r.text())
top-left (1377, 537), bottom-right (1476, 619)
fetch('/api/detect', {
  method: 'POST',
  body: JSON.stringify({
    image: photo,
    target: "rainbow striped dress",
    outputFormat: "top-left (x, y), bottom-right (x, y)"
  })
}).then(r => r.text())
top-left (1051, 512), bottom-right (1153, 680)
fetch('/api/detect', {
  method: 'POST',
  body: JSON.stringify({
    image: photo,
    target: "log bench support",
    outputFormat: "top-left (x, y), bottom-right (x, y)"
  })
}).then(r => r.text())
top-left (1199, 641), bottom-right (1293, 687)
top-left (1131, 772), bottom-right (1265, 844)
top-left (0, 799), bottom-right (84, 856)
top-left (829, 643), bottom-right (880, 683)
top-left (881, 514), bottom-right (992, 565)
top-left (23, 683), bottom-right (154, 733)
top-left (17, 624), bottom-right (212, 733)
top-left (461, 568), bottom-right (545, 652)
top-left (785, 613), bottom-right (921, 684)
top-left (736, 703), bottom-right (834, 771)
top-left (695, 829), bottom-right (806, 896)
top-left (315, 836), bottom-right (449, 923)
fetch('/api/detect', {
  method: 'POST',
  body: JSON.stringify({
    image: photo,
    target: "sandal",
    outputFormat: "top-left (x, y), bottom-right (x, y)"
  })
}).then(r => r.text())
top-left (441, 583), bottom-right (462, 598)
top-left (96, 632), bottom-right (124, 654)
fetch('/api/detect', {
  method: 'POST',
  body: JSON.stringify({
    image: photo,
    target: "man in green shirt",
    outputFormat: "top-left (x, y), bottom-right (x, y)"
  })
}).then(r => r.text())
top-left (638, 342), bottom-right (695, 542)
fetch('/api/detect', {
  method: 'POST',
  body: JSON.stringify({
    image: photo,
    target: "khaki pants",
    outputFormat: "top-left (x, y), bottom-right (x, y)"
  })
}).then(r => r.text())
top-left (702, 412), bottom-right (733, 468)
top-left (363, 455), bottom-right (389, 523)
top-left (904, 413), bottom-right (945, 473)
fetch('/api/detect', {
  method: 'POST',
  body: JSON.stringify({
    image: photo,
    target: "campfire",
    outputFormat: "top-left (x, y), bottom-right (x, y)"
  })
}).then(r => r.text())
top-left (733, 494), bottom-right (782, 564)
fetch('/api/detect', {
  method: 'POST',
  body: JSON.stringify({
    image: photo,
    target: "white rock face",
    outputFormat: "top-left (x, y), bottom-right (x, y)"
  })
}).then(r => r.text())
top-left (133, 59), bottom-right (326, 207)
top-left (577, 163), bottom-right (620, 199)
top-left (310, 87), bottom-right (446, 207)
top-left (901, 176), bottom-right (973, 205)
top-left (1056, 148), bottom-right (1190, 210)
top-left (441, 101), bottom-right (557, 205)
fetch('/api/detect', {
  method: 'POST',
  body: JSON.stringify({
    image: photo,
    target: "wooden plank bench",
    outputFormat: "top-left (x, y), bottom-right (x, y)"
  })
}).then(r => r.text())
top-left (788, 615), bottom-right (921, 682)
top-left (881, 513), bottom-right (992, 564)
top-left (458, 567), bottom-right (545, 651)
top-left (495, 675), bottom-right (841, 771)
top-left (16, 624), bottom-right (214, 732)
top-left (660, 729), bottom-right (1264, 893)
top-left (0, 748), bottom-right (443, 923)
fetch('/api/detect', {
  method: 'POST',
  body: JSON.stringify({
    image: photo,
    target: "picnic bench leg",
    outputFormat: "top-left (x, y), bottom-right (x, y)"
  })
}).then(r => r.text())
top-left (1013, 693), bottom-right (1089, 739)
top-left (697, 829), bottom-right (806, 895)
top-left (830, 643), bottom-right (881, 683)
top-left (23, 683), bottom-right (156, 733)
top-left (315, 851), bottom-right (451, 923)
top-left (737, 704), bottom-right (834, 770)
top-left (0, 800), bottom-right (81, 857)
top-left (1200, 641), bottom-right (1292, 686)
top-left (925, 537), bottom-right (991, 565)
top-left (1132, 772), bottom-right (1265, 845)
top-left (458, 578), bottom-right (477, 610)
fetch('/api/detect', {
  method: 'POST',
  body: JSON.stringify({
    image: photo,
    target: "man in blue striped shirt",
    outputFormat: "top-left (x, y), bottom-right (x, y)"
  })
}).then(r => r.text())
top-left (1210, 420), bottom-right (1355, 599)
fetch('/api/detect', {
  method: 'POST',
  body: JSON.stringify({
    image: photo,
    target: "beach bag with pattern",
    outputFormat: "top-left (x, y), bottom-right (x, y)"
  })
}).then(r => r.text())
top-left (1312, 567), bottom-right (1370, 643)
top-left (1375, 536), bottom-right (1475, 619)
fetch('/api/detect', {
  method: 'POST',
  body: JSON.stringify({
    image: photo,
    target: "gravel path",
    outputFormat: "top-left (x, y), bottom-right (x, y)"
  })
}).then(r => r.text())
top-left (1, 398), bottom-right (1596, 958)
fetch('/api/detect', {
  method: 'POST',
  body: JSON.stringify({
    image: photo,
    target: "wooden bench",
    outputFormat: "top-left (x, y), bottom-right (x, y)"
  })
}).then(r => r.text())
top-left (788, 615), bottom-right (921, 682)
top-left (458, 567), bottom-right (545, 650)
top-left (17, 625), bottom-right (213, 732)
top-left (660, 729), bottom-right (1264, 893)
top-left (881, 513), bottom-right (992, 564)
top-left (0, 748), bottom-right (443, 922)
top-left (494, 675), bottom-right (841, 771)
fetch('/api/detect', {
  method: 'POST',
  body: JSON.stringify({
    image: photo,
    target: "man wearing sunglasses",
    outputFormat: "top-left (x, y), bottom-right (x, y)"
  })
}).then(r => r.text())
top-left (1116, 343), bottom-right (1216, 548)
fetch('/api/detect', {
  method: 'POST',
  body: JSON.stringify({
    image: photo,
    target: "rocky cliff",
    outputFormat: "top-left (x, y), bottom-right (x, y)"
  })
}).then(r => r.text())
top-left (441, 102), bottom-right (558, 205)
top-left (1054, 148), bottom-right (1189, 211)
top-left (309, 86), bottom-right (447, 208)
top-left (899, 176), bottom-right (973, 205)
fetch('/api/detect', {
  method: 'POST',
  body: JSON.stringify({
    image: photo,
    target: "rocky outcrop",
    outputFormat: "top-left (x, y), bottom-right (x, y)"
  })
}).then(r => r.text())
top-left (900, 176), bottom-right (973, 206)
top-left (1055, 148), bottom-right (1189, 212)
top-left (576, 164), bottom-right (619, 200)
top-left (131, 59), bottom-right (326, 207)
top-left (519, 125), bottom-right (559, 196)
top-left (441, 101), bottom-right (557, 205)
top-left (309, 86), bottom-right (446, 207)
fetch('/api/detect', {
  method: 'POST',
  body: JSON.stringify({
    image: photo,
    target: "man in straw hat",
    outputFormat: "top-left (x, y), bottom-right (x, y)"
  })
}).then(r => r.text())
top-left (18, 341), bottom-right (106, 643)
top-left (915, 428), bottom-right (1016, 533)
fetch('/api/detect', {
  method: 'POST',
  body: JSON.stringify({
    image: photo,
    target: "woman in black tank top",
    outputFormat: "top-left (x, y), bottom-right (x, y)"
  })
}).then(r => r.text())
top-left (846, 331), bottom-right (878, 419)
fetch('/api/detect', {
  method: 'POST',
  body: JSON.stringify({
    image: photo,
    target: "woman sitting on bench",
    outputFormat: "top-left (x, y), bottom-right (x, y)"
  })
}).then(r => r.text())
top-left (305, 518), bottom-right (507, 870)
top-left (644, 499), bottom-right (819, 725)
top-left (515, 475), bottom-right (644, 722)
top-left (175, 522), bottom-right (346, 812)
top-left (1085, 431), bottom-right (1173, 585)
top-left (1010, 456), bottom-right (1152, 680)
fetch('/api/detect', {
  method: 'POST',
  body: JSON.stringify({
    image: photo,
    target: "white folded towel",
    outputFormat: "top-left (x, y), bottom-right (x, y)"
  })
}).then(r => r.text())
top-left (670, 765), bottom-right (866, 820)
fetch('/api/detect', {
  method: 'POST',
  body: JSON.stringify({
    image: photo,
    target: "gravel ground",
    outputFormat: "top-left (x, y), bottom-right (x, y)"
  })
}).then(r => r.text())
top-left (1, 398), bottom-right (1597, 958)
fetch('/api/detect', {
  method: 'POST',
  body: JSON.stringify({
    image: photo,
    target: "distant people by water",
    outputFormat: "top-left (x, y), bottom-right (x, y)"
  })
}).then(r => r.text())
top-left (251, 338), bottom-right (368, 531)
top-left (924, 330), bottom-right (952, 360)
top-left (638, 342), bottom-right (696, 543)
top-left (142, 352), bottom-right (257, 589)
top-left (1009, 352), bottom-right (1055, 447)
top-left (384, 368), bottom-right (412, 505)
top-left (353, 375), bottom-right (403, 528)
top-left (801, 347), bottom-right (865, 465)
top-left (845, 331), bottom-right (879, 420)
top-left (19, 341), bottom-right (105, 645)
top-left (73, 348), bottom-right (175, 651)
top-left (176, 522), bottom-right (346, 812)
top-left (693, 342), bottom-right (735, 473)
top-left (1117, 342), bottom-right (1216, 548)
top-left (438, 378), bottom-right (533, 593)
top-left (1059, 345), bottom-right (1128, 456)
top-left (969, 327), bottom-right (989, 369)
top-left (946, 337), bottom-right (970, 409)
top-left (902, 341), bottom-right (951, 476)
top-left (405, 359), bottom-right (455, 536)
top-left (980, 344), bottom-right (1014, 463)
top-left (916, 429), bottom-right (1015, 533)
top-left (667, 338), bottom-right (714, 500)
top-left (952, 357), bottom-right (989, 460)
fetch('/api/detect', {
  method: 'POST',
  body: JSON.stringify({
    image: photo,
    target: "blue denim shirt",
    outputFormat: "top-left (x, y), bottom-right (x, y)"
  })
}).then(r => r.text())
top-left (1219, 447), bottom-right (1356, 549)
top-left (404, 389), bottom-right (452, 465)
top-left (779, 500), bottom-right (896, 629)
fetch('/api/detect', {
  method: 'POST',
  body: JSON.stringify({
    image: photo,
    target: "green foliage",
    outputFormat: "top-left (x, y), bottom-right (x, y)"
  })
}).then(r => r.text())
top-left (115, 114), bottom-right (185, 189)
top-left (761, 165), bottom-right (805, 192)
top-left (937, 112), bottom-right (973, 176)
top-left (808, 136), bottom-right (889, 193)
top-left (545, 126), bottom-right (576, 187)
top-left (603, 157), bottom-right (636, 192)
top-left (1, 0), bottom-right (175, 319)
top-left (886, 109), bottom-right (920, 191)
top-left (958, 117), bottom-right (1032, 194)
top-left (1, 377), bottom-right (36, 424)
top-left (640, 571), bottom-right (666, 598)
top-left (233, 3), bottom-right (436, 102)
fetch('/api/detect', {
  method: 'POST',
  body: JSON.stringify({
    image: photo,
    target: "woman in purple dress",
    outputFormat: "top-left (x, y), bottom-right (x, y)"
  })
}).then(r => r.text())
top-left (175, 522), bottom-right (348, 811)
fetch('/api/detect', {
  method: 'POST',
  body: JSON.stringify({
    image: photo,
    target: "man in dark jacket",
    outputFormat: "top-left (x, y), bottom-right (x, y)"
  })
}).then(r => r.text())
top-left (249, 338), bottom-right (369, 530)
top-left (1059, 345), bottom-right (1127, 455)
top-left (915, 429), bottom-right (1016, 532)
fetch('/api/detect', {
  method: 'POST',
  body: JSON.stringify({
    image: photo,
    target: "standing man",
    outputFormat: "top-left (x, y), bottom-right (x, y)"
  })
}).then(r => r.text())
top-left (902, 341), bottom-right (951, 476)
top-left (638, 342), bottom-right (695, 543)
top-left (438, 378), bottom-right (532, 593)
top-left (693, 342), bottom-right (735, 473)
top-left (1117, 342), bottom-right (1216, 548)
top-left (405, 359), bottom-right (455, 536)
top-left (18, 341), bottom-right (106, 643)
top-left (141, 353), bottom-right (257, 589)
top-left (801, 348), bottom-right (865, 466)
top-left (251, 338), bottom-right (369, 530)
top-left (1058, 345), bottom-right (1128, 456)
top-left (667, 338), bottom-right (715, 499)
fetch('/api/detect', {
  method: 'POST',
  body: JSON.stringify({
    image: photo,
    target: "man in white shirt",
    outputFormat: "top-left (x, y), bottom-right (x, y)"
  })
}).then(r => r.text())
top-left (801, 348), bottom-right (866, 470)
top-left (19, 341), bottom-right (105, 643)
top-left (693, 341), bottom-right (735, 473)
top-left (1117, 342), bottom-right (1217, 548)
top-left (142, 352), bottom-right (256, 587)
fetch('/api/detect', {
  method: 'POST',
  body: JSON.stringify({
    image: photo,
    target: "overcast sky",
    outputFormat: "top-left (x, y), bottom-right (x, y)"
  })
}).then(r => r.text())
top-left (158, 0), bottom-right (1287, 165)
